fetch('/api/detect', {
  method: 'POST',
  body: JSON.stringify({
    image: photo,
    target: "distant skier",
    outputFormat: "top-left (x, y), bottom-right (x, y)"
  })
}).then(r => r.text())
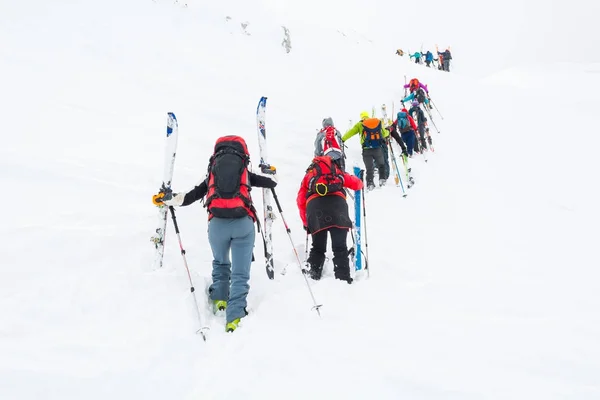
top-left (409, 51), bottom-right (423, 64)
top-left (437, 48), bottom-right (452, 71)
top-left (424, 51), bottom-right (434, 67)
top-left (342, 111), bottom-right (390, 190)
top-left (403, 78), bottom-right (431, 108)
top-left (296, 156), bottom-right (363, 283)
top-left (152, 135), bottom-right (277, 333)
top-left (394, 109), bottom-right (419, 157)
top-left (395, 49), bottom-right (404, 56)
top-left (314, 117), bottom-right (345, 170)
top-left (404, 77), bottom-right (428, 94)
top-left (408, 100), bottom-right (432, 151)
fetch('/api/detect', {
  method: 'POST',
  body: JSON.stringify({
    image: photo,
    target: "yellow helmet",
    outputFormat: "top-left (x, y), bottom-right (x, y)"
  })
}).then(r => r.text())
top-left (360, 111), bottom-right (370, 120)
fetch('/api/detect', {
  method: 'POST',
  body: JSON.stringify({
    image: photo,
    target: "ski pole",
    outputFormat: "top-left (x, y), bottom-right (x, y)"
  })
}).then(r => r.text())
top-left (424, 106), bottom-right (440, 133)
top-left (430, 99), bottom-right (444, 120)
top-left (304, 232), bottom-right (309, 266)
top-left (270, 188), bottom-right (323, 316)
top-left (168, 206), bottom-right (208, 341)
top-left (360, 180), bottom-right (370, 277)
top-left (344, 188), bottom-right (355, 200)
top-left (387, 140), bottom-right (407, 197)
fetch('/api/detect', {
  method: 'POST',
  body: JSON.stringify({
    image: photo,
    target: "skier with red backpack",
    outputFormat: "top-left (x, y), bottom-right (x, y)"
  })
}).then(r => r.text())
top-left (404, 78), bottom-right (429, 94)
top-left (152, 135), bottom-right (277, 333)
top-left (403, 78), bottom-right (431, 108)
top-left (296, 156), bottom-right (363, 283)
top-left (342, 111), bottom-right (390, 190)
top-left (314, 117), bottom-right (345, 170)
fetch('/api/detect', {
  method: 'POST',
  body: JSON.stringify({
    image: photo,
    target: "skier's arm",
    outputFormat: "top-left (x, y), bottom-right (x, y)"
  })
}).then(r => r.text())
top-left (408, 116), bottom-right (418, 131)
top-left (381, 125), bottom-right (390, 139)
top-left (249, 172), bottom-right (277, 188)
top-left (341, 122), bottom-right (362, 142)
top-left (420, 83), bottom-right (429, 94)
top-left (342, 173), bottom-right (364, 191)
top-left (177, 180), bottom-right (208, 206)
top-left (402, 93), bottom-right (414, 103)
top-left (314, 133), bottom-right (323, 156)
top-left (296, 178), bottom-right (309, 227)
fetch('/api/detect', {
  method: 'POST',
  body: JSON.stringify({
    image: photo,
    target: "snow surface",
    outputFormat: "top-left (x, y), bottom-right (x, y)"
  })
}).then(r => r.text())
top-left (1, 0), bottom-right (600, 399)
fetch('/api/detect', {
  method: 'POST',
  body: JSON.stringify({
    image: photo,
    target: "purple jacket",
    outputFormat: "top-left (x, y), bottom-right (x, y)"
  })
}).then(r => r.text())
top-left (403, 82), bottom-right (429, 94)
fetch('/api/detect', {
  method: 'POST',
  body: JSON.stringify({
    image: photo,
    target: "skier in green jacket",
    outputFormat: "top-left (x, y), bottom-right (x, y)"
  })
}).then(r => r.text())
top-left (342, 111), bottom-right (390, 190)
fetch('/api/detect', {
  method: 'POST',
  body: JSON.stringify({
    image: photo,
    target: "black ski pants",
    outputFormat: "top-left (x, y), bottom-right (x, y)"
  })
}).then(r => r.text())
top-left (362, 147), bottom-right (386, 185)
top-left (308, 227), bottom-right (349, 277)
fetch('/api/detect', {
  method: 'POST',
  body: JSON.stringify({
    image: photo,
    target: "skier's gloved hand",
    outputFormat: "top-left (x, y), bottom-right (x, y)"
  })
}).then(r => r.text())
top-left (303, 225), bottom-right (310, 233)
top-left (152, 187), bottom-right (184, 207)
top-left (258, 164), bottom-right (278, 183)
top-left (152, 187), bottom-right (171, 206)
top-left (163, 193), bottom-right (185, 206)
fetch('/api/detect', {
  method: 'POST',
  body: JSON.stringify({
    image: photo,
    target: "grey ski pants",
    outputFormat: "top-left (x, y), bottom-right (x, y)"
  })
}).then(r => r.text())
top-left (208, 216), bottom-right (255, 323)
top-left (362, 147), bottom-right (386, 185)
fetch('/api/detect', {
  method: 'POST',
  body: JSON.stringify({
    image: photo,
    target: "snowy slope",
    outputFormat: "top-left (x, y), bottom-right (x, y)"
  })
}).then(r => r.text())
top-left (1, 0), bottom-right (600, 399)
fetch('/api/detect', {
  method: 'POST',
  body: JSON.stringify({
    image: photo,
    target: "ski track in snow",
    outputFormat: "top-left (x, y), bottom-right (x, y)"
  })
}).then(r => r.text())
top-left (1, 0), bottom-right (600, 399)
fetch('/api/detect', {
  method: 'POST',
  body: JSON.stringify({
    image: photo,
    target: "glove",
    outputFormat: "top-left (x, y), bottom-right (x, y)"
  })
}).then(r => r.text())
top-left (259, 164), bottom-right (278, 183)
top-left (152, 187), bottom-right (185, 207)
top-left (303, 226), bottom-right (310, 233)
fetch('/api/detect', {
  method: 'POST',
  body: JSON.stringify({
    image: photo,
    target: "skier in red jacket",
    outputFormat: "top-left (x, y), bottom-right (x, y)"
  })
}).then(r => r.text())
top-left (297, 156), bottom-right (363, 283)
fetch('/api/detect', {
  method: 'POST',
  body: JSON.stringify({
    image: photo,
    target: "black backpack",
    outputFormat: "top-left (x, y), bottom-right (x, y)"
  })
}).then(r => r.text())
top-left (204, 136), bottom-right (255, 219)
top-left (416, 89), bottom-right (426, 104)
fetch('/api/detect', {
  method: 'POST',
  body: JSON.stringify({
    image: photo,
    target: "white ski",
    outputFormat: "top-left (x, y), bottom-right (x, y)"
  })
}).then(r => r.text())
top-left (151, 112), bottom-right (179, 268)
top-left (256, 97), bottom-right (276, 279)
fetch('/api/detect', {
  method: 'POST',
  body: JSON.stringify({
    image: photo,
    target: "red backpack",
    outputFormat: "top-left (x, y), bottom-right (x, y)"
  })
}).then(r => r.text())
top-left (306, 156), bottom-right (345, 197)
top-left (204, 135), bottom-right (256, 220)
top-left (409, 78), bottom-right (420, 92)
top-left (321, 126), bottom-right (342, 157)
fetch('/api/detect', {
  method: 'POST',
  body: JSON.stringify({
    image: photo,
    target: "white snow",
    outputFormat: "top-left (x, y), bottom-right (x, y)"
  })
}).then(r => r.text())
top-left (1, 0), bottom-right (600, 399)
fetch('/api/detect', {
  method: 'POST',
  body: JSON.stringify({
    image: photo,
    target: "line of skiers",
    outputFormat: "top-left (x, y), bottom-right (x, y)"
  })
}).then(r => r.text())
top-left (151, 79), bottom-right (437, 332)
top-left (396, 47), bottom-right (452, 72)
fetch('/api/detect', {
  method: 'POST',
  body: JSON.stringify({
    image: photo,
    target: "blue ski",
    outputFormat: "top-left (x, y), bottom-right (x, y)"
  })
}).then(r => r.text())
top-left (353, 166), bottom-right (363, 271)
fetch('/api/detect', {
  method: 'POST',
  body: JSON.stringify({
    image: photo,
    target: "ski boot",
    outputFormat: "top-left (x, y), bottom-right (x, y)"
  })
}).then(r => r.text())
top-left (213, 300), bottom-right (227, 314)
top-left (379, 178), bottom-right (387, 187)
top-left (307, 256), bottom-right (325, 280)
top-left (333, 252), bottom-right (353, 284)
top-left (367, 181), bottom-right (376, 191)
top-left (226, 318), bottom-right (241, 332)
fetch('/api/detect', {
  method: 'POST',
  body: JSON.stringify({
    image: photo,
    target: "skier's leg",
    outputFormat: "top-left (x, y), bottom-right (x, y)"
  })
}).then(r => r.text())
top-left (362, 149), bottom-right (376, 187)
top-left (402, 132), bottom-right (415, 156)
top-left (208, 218), bottom-right (233, 302)
top-left (308, 229), bottom-right (327, 279)
top-left (374, 147), bottom-right (387, 182)
top-left (227, 216), bottom-right (255, 323)
top-left (331, 228), bottom-right (352, 283)
top-left (419, 125), bottom-right (427, 149)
